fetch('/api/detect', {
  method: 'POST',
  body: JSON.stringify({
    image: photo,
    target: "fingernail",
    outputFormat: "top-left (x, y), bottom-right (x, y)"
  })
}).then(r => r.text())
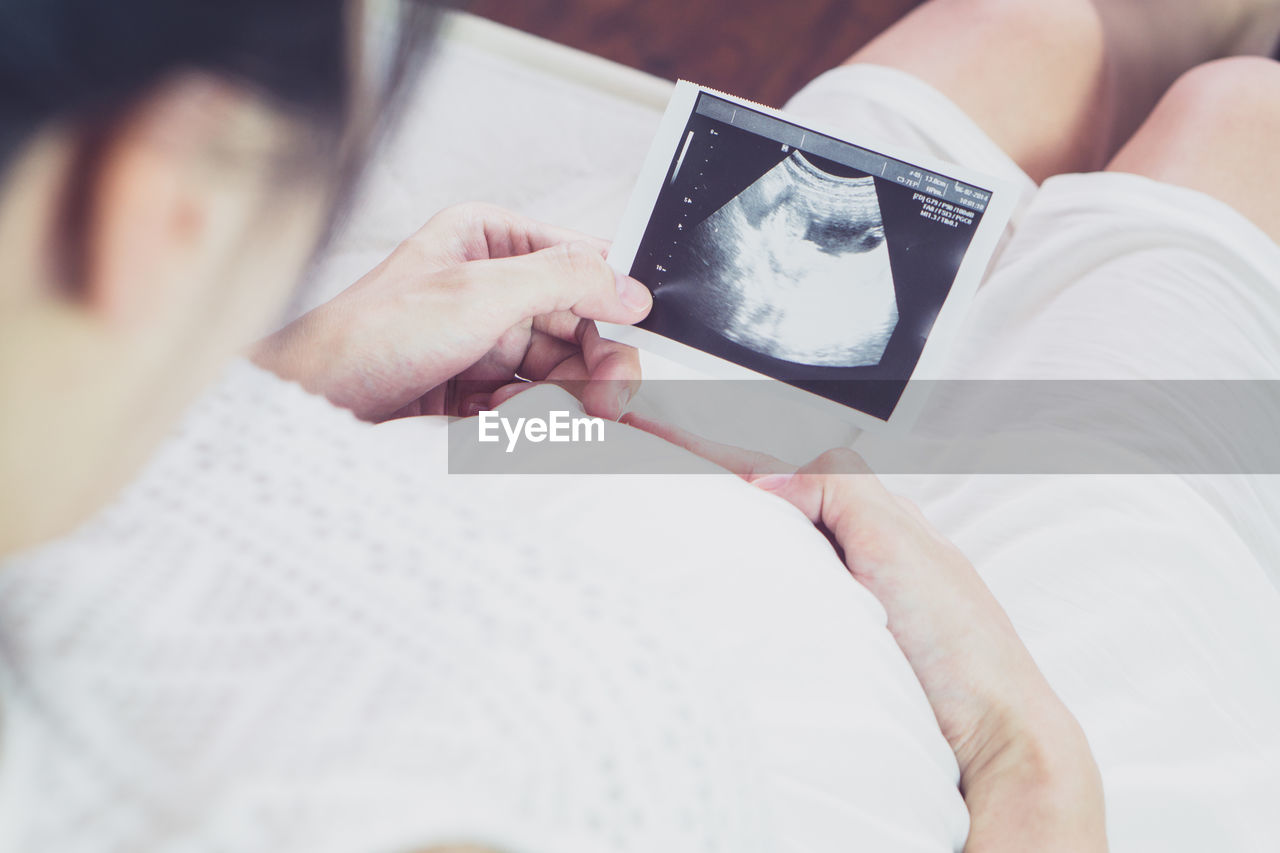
top-left (753, 474), bottom-right (794, 493)
top-left (615, 385), bottom-right (633, 416)
top-left (615, 271), bottom-right (652, 313)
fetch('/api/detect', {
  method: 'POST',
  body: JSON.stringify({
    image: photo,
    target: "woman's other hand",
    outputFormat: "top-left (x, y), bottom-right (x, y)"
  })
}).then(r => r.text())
top-left (252, 203), bottom-right (651, 421)
top-left (623, 413), bottom-right (1108, 853)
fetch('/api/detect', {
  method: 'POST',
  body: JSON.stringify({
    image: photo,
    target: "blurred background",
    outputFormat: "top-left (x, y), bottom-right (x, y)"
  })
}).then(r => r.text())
top-left (467, 0), bottom-right (927, 107)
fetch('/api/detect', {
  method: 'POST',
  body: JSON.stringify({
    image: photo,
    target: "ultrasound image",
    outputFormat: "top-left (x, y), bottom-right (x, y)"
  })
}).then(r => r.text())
top-left (677, 150), bottom-right (897, 367)
top-left (628, 91), bottom-right (989, 420)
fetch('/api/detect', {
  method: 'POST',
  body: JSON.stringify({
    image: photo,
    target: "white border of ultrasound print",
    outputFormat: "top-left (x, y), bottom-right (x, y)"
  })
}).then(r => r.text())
top-left (600, 80), bottom-right (1020, 433)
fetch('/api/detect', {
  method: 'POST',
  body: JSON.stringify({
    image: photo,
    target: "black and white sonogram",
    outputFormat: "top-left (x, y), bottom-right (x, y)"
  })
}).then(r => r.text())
top-left (624, 88), bottom-right (999, 421)
top-left (679, 150), bottom-right (896, 368)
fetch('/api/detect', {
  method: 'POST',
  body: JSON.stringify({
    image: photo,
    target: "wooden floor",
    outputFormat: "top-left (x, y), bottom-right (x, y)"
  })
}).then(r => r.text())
top-left (467, 0), bottom-right (926, 108)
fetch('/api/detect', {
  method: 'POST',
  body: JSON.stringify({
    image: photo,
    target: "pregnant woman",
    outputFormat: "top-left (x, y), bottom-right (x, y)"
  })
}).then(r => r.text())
top-left (3, 0), bottom-right (1279, 851)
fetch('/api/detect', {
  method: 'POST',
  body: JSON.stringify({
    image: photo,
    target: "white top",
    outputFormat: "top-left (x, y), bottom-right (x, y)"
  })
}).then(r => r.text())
top-left (0, 362), bottom-right (970, 853)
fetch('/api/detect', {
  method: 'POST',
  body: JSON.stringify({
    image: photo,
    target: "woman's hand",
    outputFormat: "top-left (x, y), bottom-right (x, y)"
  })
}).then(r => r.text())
top-left (623, 413), bottom-right (1108, 853)
top-left (252, 203), bottom-right (652, 421)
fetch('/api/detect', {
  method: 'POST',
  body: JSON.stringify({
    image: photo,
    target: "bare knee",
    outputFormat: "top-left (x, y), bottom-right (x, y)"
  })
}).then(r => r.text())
top-left (1158, 57), bottom-right (1280, 128)
top-left (959, 0), bottom-right (1109, 171)
top-left (1110, 57), bottom-right (1280, 240)
top-left (854, 0), bottom-right (1105, 72)
top-left (920, 0), bottom-right (1104, 60)
top-left (853, 0), bottom-right (1108, 178)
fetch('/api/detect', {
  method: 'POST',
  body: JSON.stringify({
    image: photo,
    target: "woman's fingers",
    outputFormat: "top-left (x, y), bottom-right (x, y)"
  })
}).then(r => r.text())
top-left (621, 417), bottom-right (890, 532)
top-left (483, 322), bottom-right (642, 420)
top-left (575, 322), bottom-right (641, 419)
top-left (514, 328), bottom-right (581, 380)
top-left (766, 449), bottom-right (888, 536)
top-left (621, 412), bottom-right (794, 478)
top-left (450, 240), bottom-right (652, 331)
top-left (260, 203), bottom-right (650, 423)
top-left (422, 203), bottom-right (612, 263)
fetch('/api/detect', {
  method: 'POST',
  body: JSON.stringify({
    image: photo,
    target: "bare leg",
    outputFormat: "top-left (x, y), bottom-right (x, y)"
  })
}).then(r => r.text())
top-left (1090, 0), bottom-right (1280, 151)
top-left (849, 0), bottom-right (1280, 183)
top-left (1107, 56), bottom-right (1280, 242)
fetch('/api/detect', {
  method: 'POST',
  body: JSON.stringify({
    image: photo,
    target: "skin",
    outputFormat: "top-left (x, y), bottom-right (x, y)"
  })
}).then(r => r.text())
top-left (253, 202), bottom-right (651, 421)
top-left (1107, 56), bottom-right (1280, 242)
top-left (0, 76), bottom-right (334, 553)
top-left (853, 0), bottom-right (1280, 187)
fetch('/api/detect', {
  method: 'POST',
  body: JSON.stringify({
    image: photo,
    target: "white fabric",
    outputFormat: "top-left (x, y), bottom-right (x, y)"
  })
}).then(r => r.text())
top-left (4, 13), bottom-right (1280, 853)
top-left (0, 365), bottom-right (969, 853)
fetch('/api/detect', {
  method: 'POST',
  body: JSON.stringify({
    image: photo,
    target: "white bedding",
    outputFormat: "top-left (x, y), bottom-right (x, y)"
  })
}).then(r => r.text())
top-left (306, 14), bottom-right (1280, 852)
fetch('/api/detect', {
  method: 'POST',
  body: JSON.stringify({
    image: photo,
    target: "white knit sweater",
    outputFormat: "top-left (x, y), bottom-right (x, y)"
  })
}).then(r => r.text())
top-left (0, 362), bottom-right (969, 853)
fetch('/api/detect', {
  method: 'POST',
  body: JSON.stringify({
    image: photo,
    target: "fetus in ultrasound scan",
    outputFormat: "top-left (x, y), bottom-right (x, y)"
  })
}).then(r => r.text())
top-left (678, 150), bottom-right (898, 367)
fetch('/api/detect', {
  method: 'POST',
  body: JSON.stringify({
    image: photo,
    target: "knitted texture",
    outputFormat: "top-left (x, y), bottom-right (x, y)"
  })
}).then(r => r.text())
top-left (0, 362), bottom-right (775, 853)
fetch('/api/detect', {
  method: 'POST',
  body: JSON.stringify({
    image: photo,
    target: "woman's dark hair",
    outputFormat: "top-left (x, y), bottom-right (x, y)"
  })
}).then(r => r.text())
top-left (0, 0), bottom-right (446, 175)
